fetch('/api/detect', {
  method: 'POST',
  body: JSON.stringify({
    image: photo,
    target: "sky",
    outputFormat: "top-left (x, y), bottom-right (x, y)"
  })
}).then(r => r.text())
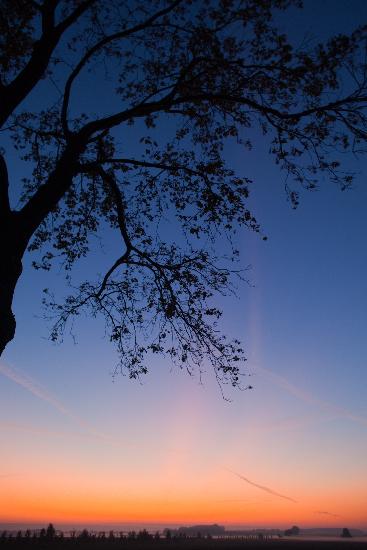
top-left (1, 0), bottom-right (367, 532)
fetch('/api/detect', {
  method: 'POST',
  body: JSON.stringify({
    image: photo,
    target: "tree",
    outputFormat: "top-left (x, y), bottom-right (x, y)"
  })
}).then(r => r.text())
top-left (0, 0), bottom-right (366, 385)
top-left (78, 529), bottom-right (91, 540)
top-left (341, 528), bottom-right (352, 538)
top-left (46, 523), bottom-right (56, 539)
top-left (284, 525), bottom-right (300, 536)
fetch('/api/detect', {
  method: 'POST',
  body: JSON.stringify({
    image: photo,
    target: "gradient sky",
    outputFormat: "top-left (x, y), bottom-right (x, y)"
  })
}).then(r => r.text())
top-left (1, 0), bottom-right (367, 531)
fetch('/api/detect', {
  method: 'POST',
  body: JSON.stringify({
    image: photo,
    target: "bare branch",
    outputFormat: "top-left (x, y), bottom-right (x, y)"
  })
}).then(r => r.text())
top-left (18, 138), bottom-right (86, 241)
top-left (80, 93), bottom-right (177, 138)
top-left (0, 0), bottom-right (97, 129)
top-left (96, 167), bottom-right (132, 250)
top-left (61, 0), bottom-right (184, 135)
top-left (0, 155), bottom-right (11, 217)
top-left (171, 91), bottom-right (367, 123)
top-left (89, 157), bottom-right (210, 181)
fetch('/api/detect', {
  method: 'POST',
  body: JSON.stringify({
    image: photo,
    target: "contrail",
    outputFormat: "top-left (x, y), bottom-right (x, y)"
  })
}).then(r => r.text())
top-left (254, 365), bottom-right (367, 427)
top-left (215, 498), bottom-right (272, 505)
top-left (0, 361), bottom-right (91, 431)
top-left (226, 468), bottom-right (298, 503)
top-left (315, 510), bottom-right (341, 518)
top-left (0, 364), bottom-right (138, 450)
top-left (0, 420), bottom-right (112, 443)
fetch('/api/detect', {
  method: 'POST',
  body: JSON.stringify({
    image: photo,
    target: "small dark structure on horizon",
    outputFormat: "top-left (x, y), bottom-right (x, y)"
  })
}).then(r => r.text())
top-left (284, 526), bottom-right (300, 536)
top-left (341, 528), bottom-right (352, 538)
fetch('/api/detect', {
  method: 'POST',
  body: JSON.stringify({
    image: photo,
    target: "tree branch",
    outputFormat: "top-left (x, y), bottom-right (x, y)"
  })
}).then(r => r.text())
top-left (61, 0), bottom-right (184, 135)
top-left (77, 85), bottom-right (367, 143)
top-left (0, 155), bottom-right (11, 218)
top-left (0, 0), bottom-right (97, 129)
top-left (96, 167), bottom-right (132, 250)
top-left (91, 157), bottom-right (210, 181)
top-left (18, 138), bottom-right (86, 242)
top-left (170, 90), bottom-right (367, 122)
top-left (85, 166), bottom-right (135, 298)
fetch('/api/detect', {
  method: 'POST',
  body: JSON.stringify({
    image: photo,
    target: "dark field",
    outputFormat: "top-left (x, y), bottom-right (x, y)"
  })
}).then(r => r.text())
top-left (1, 539), bottom-right (367, 550)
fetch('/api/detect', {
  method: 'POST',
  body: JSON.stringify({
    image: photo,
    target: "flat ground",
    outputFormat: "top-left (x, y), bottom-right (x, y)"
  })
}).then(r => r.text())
top-left (2, 537), bottom-right (367, 550)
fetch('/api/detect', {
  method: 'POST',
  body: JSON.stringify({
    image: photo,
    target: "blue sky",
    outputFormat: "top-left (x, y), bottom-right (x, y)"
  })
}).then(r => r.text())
top-left (0, 0), bottom-right (367, 530)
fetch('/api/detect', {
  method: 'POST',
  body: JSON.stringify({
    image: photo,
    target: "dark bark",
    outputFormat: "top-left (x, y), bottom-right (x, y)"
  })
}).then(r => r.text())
top-left (0, 8), bottom-right (71, 350)
top-left (0, 210), bottom-right (24, 357)
top-left (19, 137), bottom-right (86, 237)
top-left (0, 138), bottom-right (86, 357)
top-left (0, 248), bottom-right (23, 357)
top-left (0, 156), bottom-right (23, 356)
top-left (0, 0), bottom-right (96, 129)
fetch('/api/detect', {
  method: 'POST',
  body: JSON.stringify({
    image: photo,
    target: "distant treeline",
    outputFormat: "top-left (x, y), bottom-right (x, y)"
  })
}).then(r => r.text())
top-left (0, 524), bottom-right (218, 544)
top-left (0, 524), bottom-right (362, 549)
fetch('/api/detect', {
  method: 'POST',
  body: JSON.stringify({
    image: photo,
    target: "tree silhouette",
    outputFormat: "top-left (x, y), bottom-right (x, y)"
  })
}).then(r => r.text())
top-left (0, 0), bottom-right (366, 384)
top-left (46, 523), bottom-right (56, 539)
top-left (78, 529), bottom-right (90, 540)
top-left (284, 526), bottom-right (300, 536)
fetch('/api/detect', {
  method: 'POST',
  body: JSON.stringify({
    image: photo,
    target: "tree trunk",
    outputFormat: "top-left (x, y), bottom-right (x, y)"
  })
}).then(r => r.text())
top-left (0, 155), bottom-right (27, 358)
top-left (0, 239), bottom-right (23, 357)
top-left (0, 145), bottom-right (82, 358)
top-left (0, 263), bottom-right (22, 357)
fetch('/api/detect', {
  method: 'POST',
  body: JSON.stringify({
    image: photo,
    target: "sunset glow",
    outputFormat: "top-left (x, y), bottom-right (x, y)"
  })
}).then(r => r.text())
top-left (1, 349), bottom-right (367, 529)
top-left (1, 0), bottom-right (367, 536)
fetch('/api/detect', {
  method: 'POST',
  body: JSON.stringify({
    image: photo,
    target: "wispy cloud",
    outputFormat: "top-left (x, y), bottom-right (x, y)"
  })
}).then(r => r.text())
top-left (226, 468), bottom-right (298, 503)
top-left (0, 363), bottom-right (134, 447)
top-left (254, 365), bottom-right (367, 428)
top-left (0, 365), bottom-right (137, 451)
top-left (0, 424), bottom-right (142, 465)
top-left (253, 412), bottom-right (338, 435)
top-left (315, 510), bottom-right (341, 518)
top-left (216, 498), bottom-right (271, 505)
top-left (0, 420), bottom-right (109, 443)
top-left (0, 362), bottom-right (91, 431)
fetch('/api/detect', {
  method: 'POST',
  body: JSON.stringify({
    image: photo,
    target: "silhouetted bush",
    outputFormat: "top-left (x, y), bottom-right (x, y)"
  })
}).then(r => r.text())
top-left (78, 529), bottom-right (90, 541)
top-left (284, 526), bottom-right (300, 536)
top-left (46, 524), bottom-right (56, 539)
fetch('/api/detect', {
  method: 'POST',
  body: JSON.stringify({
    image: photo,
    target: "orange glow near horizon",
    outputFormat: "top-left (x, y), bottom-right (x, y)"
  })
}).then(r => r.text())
top-left (1, 463), bottom-right (366, 528)
top-left (1, 356), bottom-right (367, 530)
top-left (2, 0), bottom-right (367, 537)
top-left (1, 355), bottom-right (367, 531)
